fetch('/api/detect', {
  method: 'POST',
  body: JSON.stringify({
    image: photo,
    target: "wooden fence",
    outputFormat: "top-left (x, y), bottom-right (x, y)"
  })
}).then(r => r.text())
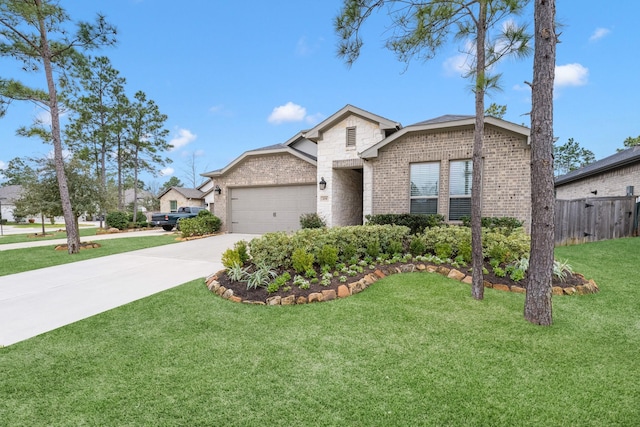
top-left (555, 196), bottom-right (639, 245)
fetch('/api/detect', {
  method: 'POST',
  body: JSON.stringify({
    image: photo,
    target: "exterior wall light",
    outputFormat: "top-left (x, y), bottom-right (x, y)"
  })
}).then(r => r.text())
top-left (319, 177), bottom-right (327, 191)
top-left (214, 185), bottom-right (222, 195)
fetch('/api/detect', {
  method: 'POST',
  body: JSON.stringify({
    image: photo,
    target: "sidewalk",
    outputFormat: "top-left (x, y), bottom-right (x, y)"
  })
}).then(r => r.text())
top-left (0, 228), bottom-right (173, 251)
top-left (0, 233), bottom-right (255, 347)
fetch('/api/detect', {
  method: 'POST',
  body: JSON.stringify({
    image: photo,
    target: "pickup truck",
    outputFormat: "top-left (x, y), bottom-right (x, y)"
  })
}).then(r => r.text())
top-left (151, 206), bottom-right (206, 231)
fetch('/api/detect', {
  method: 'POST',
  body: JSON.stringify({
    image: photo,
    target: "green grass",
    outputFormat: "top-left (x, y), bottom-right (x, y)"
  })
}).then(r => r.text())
top-left (0, 235), bottom-right (179, 276)
top-left (0, 227), bottom-right (98, 245)
top-left (1, 238), bottom-right (638, 426)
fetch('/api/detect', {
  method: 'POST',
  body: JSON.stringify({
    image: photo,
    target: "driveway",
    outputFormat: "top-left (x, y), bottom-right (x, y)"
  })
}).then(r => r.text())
top-left (0, 233), bottom-right (255, 347)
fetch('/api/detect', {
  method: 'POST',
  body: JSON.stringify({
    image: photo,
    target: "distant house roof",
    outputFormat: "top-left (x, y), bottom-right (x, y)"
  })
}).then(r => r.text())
top-left (360, 115), bottom-right (530, 159)
top-left (555, 146), bottom-right (640, 186)
top-left (123, 188), bottom-right (154, 205)
top-left (157, 186), bottom-right (205, 200)
top-left (0, 184), bottom-right (23, 203)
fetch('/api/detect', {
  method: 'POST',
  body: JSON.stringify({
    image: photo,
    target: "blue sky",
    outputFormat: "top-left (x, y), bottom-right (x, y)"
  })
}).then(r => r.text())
top-left (2, 0), bottom-right (639, 188)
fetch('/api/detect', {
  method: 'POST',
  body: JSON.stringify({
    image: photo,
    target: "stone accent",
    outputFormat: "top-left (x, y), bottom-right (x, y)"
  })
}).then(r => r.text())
top-left (447, 269), bottom-right (466, 281)
top-left (337, 285), bottom-right (351, 298)
top-left (204, 265), bottom-right (598, 305)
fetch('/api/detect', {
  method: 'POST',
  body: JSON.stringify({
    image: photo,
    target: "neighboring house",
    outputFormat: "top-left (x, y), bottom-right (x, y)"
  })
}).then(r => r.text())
top-left (0, 184), bottom-right (23, 222)
top-left (555, 146), bottom-right (640, 199)
top-left (202, 104), bottom-right (531, 234)
top-left (123, 188), bottom-right (154, 210)
top-left (157, 185), bottom-right (207, 213)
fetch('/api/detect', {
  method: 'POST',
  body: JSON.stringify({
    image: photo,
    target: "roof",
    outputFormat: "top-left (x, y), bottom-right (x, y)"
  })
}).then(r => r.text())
top-left (555, 146), bottom-right (640, 186)
top-left (157, 186), bottom-right (205, 200)
top-left (303, 104), bottom-right (400, 141)
top-left (0, 184), bottom-right (23, 203)
top-left (360, 115), bottom-right (530, 159)
top-left (201, 143), bottom-right (317, 178)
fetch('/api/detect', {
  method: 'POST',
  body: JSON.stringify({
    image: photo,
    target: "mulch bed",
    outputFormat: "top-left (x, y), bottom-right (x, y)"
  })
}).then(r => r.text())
top-left (213, 259), bottom-right (594, 304)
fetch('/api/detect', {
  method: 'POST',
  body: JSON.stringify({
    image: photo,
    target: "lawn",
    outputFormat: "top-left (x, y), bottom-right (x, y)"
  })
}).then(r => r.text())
top-left (0, 227), bottom-right (98, 245)
top-left (0, 234), bottom-right (179, 276)
top-left (0, 238), bottom-right (638, 426)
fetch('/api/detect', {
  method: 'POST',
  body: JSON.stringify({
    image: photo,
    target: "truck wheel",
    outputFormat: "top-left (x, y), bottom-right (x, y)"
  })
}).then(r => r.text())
top-left (162, 225), bottom-right (174, 231)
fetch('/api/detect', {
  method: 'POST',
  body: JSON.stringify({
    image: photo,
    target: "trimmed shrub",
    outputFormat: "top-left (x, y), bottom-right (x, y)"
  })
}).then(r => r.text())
top-left (222, 249), bottom-right (242, 268)
top-left (300, 213), bottom-right (326, 229)
top-left (180, 211), bottom-right (222, 237)
top-left (106, 211), bottom-right (129, 230)
top-left (460, 216), bottom-right (523, 233)
top-left (366, 213), bottom-right (444, 234)
top-left (317, 245), bottom-right (339, 269)
top-left (292, 248), bottom-right (315, 274)
top-left (234, 240), bottom-right (250, 264)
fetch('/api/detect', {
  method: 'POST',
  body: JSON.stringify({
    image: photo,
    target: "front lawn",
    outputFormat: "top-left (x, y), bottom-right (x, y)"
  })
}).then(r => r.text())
top-left (1, 237), bottom-right (638, 425)
top-left (0, 234), bottom-right (179, 276)
top-left (0, 227), bottom-right (98, 245)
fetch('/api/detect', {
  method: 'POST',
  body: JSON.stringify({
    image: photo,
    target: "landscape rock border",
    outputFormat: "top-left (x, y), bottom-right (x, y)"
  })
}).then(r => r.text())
top-left (204, 263), bottom-right (599, 305)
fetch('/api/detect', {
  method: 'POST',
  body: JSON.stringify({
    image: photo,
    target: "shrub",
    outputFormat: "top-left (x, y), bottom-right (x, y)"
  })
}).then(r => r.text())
top-left (317, 245), bottom-right (338, 269)
top-left (409, 237), bottom-right (426, 256)
top-left (366, 241), bottom-right (380, 258)
top-left (222, 249), bottom-right (242, 268)
top-left (365, 213), bottom-right (444, 234)
top-left (106, 211), bottom-right (129, 230)
top-left (460, 216), bottom-right (523, 233)
top-left (180, 211), bottom-right (221, 238)
top-left (246, 263), bottom-right (277, 290)
top-left (386, 240), bottom-right (404, 256)
top-left (434, 242), bottom-right (453, 260)
top-left (234, 240), bottom-right (250, 264)
top-left (300, 213), bottom-right (326, 229)
top-left (292, 248), bottom-right (315, 274)
top-left (267, 272), bottom-right (291, 293)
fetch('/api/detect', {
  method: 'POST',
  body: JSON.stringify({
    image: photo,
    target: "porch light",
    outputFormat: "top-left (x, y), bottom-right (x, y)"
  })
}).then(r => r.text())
top-left (214, 185), bottom-right (222, 195)
top-left (319, 177), bottom-right (327, 191)
top-left (590, 190), bottom-right (597, 195)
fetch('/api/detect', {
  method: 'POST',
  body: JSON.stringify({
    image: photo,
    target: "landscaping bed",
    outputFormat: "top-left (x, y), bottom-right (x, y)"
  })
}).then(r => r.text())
top-left (207, 258), bottom-right (597, 306)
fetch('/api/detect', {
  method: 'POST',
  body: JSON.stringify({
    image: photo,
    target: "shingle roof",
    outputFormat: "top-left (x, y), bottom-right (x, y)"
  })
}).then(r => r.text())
top-left (555, 146), bottom-right (640, 186)
top-left (0, 185), bottom-right (23, 203)
top-left (409, 114), bottom-right (474, 126)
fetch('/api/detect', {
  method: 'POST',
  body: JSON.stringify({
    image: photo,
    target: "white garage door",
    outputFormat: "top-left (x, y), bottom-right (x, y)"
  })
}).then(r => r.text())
top-left (229, 185), bottom-right (317, 234)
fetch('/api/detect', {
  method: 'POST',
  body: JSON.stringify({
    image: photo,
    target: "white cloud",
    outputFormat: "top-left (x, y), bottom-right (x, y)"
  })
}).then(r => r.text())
top-left (555, 63), bottom-right (589, 87)
top-left (589, 27), bottom-right (611, 42)
top-left (268, 102), bottom-right (307, 124)
top-left (209, 105), bottom-right (224, 114)
top-left (160, 167), bottom-right (174, 176)
top-left (194, 149), bottom-right (205, 157)
top-left (443, 53), bottom-right (470, 77)
top-left (296, 37), bottom-right (311, 56)
top-left (305, 113), bottom-right (325, 126)
top-left (0, 160), bottom-right (6, 170)
top-left (169, 128), bottom-right (197, 151)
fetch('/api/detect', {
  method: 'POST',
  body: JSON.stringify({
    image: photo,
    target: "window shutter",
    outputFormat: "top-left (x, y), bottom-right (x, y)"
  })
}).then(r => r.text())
top-left (346, 127), bottom-right (356, 147)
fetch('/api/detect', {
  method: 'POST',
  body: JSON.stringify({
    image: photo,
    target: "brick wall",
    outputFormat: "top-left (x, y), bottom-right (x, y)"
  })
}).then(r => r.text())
top-left (211, 152), bottom-right (317, 232)
top-left (555, 162), bottom-right (640, 199)
top-left (159, 189), bottom-right (204, 213)
top-left (371, 125), bottom-right (532, 230)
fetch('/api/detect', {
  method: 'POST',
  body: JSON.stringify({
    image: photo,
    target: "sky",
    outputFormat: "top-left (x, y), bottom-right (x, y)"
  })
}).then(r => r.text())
top-left (1, 0), bottom-right (639, 189)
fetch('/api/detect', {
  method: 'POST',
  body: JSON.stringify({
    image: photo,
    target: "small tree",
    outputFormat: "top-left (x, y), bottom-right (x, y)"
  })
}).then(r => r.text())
top-left (335, 0), bottom-right (531, 299)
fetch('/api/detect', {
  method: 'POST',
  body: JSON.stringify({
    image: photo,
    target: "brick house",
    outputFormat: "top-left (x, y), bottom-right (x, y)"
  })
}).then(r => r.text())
top-left (202, 105), bottom-right (531, 234)
top-left (555, 146), bottom-right (640, 199)
top-left (157, 185), bottom-right (208, 213)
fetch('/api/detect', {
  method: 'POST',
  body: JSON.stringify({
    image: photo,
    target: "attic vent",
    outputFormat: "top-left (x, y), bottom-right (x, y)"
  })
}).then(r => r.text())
top-left (346, 127), bottom-right (356, 147)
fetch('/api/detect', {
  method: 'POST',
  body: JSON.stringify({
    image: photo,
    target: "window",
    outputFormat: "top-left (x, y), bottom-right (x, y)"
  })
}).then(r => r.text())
top-left (346, 127), bottom-right (356, 147)
top-left (170, 200), bottom-right (177, 212)
top-left (449, 160), bottom-right (472, 220)
top-left (410, 162), bottom-right (439, 214)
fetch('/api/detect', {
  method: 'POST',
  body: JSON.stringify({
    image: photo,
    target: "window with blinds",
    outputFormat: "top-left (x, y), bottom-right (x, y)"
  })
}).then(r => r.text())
top-left (410, 162), bottom-right (439, 214)
top-left (449, 160), bottom-right (472, 220)
top-left (346, 127), bottom-right (356, 147)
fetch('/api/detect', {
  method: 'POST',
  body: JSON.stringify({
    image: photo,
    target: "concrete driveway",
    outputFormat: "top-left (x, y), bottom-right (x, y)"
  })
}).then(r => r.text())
top-left (0, 233), bottom-right (255, 347)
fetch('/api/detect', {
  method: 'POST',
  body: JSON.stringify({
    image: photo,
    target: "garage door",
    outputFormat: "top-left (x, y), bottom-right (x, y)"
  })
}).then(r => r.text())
top-left (229, 185), bottom-right (317, 234)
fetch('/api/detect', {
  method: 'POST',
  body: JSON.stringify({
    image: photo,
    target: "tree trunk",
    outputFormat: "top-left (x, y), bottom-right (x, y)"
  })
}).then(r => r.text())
top-left (525, 0), bottom-right (557, 325)
top-left (36, 0), bottom-right (80, 254)
top-left (471, 0), bottom-right (487, 300)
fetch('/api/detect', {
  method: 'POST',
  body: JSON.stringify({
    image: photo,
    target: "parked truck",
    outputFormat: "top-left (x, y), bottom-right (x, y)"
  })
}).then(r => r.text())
top-left (151, 206), bottom-right (206, 231)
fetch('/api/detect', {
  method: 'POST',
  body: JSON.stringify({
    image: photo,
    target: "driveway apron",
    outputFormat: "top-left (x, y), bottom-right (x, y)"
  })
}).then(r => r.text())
top-left (0, 233), bottom-right (255, 346)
